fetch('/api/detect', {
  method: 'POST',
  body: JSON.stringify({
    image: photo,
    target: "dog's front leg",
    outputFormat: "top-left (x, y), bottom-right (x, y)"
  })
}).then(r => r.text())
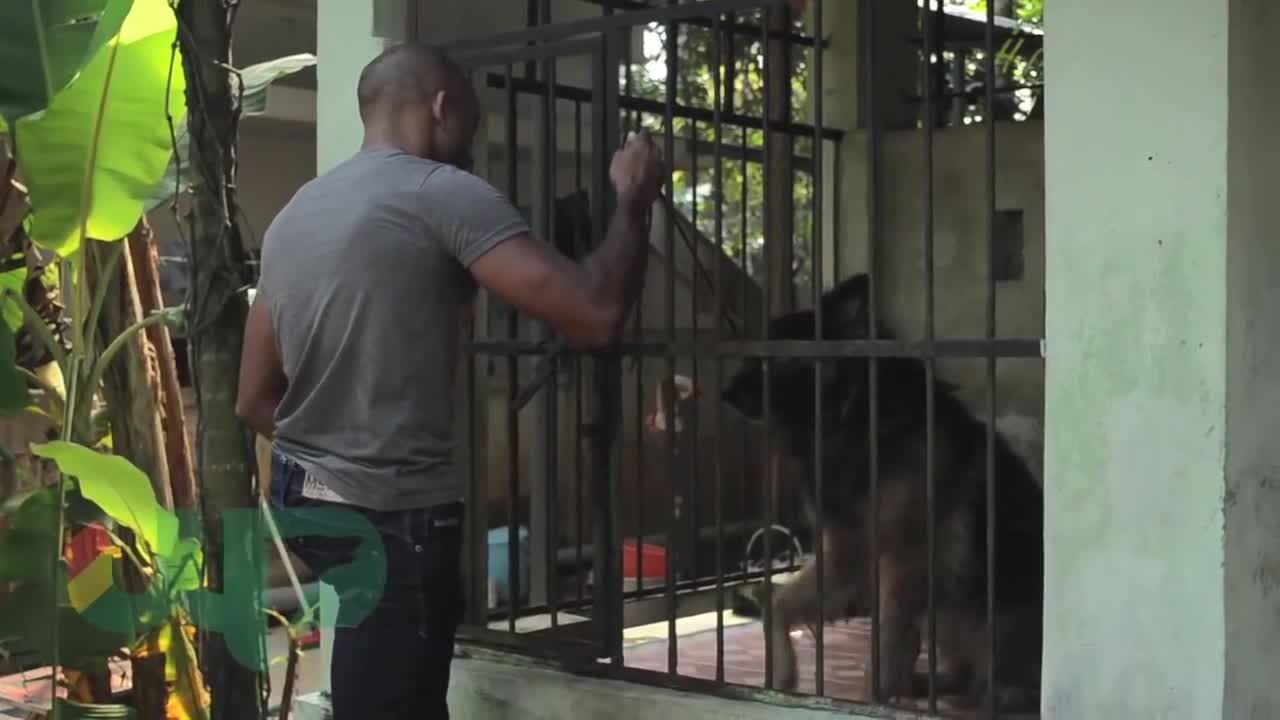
top-left (767, 529), bottom-right (860, 691)
top-left (873, 559), bottom-right (924, 703)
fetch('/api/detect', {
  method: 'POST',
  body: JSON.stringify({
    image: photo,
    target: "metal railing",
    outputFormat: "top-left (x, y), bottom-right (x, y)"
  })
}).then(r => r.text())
top-left (444, 1), bottom-right (1046, 717)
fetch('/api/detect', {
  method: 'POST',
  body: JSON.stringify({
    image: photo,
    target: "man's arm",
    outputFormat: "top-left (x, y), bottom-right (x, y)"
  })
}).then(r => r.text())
top-left (236, 291), bottom-right (287, 439)
top-left (467, 196), bottom-right (650, 349)
top-left (451, 132), bottom-right (663, 349)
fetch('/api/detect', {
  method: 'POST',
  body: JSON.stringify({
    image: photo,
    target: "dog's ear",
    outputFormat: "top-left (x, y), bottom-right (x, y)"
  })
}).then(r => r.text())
top-left (822, 273), bottom-right (870, 336)
top-left (721, 361), bottom-right (765, 420)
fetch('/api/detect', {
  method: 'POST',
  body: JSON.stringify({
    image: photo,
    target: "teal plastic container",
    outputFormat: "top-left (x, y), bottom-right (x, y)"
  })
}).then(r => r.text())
top-left (486, 525), bottom-right (529, 606)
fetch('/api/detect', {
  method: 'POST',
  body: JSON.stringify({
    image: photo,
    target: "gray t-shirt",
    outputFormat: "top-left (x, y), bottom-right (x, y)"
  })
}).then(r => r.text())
top-left (257, 147), bottom-right (529, 511)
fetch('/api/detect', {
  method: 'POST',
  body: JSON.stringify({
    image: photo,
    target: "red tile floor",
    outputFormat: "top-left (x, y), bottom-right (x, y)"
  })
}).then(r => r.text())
top-left (623, 617), bottom-right (1040, 718)
top-left (624, 618), bottom-right (871, 700)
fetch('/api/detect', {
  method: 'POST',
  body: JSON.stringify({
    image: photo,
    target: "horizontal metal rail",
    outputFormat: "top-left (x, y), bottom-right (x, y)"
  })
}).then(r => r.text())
top-left (452, 36), bottom-right (601, 69)
top-left (468, 337), bottom-right (1044, 359)
top-left (485, 73), bottom-right (845, 142)
top-left (576, 0), bottom-right (825, 48)
top-left (445, 0), bottom-right (787, 54)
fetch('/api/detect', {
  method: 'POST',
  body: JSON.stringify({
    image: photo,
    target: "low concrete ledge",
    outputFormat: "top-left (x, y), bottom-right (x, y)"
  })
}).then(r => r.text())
top-left (294, 645), bottom-right (909, 720)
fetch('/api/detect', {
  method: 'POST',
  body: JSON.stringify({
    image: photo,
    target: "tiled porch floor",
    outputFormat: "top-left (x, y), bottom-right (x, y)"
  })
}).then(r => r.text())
top-left (622, 614), bottom-right (1040, 718)
top-left (623, 615), bottom-right (870, 701)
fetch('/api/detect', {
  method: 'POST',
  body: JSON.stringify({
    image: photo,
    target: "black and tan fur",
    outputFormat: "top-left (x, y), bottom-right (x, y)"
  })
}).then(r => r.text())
top-left (720, 273), bottom-right (1043, 711)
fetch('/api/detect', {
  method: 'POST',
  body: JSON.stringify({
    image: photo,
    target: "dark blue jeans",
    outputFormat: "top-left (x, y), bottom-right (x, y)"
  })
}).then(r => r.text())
top-left (268, 448), bottom-right (465, 719)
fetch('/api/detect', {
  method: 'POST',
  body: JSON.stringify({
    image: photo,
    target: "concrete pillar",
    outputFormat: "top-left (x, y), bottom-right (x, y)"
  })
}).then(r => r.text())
top-left (1043, 0), bottom-right (1280, 717)
top-left (316, 0), bottom-right (389, 174)
top-left (313, 1), bottom-right (394, 692)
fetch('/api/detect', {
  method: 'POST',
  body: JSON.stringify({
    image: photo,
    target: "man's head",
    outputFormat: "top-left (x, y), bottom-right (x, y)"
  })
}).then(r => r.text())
top-left (356, 43), bottom-right (479, 169)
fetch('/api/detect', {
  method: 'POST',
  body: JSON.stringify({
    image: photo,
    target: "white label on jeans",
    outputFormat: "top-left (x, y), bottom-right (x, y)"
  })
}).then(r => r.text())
top-left (299, 473), bottom-right (353, 504)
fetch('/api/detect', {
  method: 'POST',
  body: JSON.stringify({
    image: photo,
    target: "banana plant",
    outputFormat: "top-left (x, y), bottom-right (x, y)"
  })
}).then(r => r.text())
top-left (145, 52), bottom-right (317, 212)
top-left (0, 0), bottom-right (199, 716)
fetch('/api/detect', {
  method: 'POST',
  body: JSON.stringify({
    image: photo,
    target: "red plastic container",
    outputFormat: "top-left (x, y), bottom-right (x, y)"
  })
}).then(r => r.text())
top-left (622, 539), bottom-right (666, 580)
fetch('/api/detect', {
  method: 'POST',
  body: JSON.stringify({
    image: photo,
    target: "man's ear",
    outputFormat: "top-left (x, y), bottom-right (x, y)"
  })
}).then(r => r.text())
top-left (431, 89), bottom-right (447, 122)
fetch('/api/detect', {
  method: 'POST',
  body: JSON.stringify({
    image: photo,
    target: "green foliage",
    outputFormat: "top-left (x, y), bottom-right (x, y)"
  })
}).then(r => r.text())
top-left (13, 0), bottom-right (186, 256)
top-left (624, 18), bottom-right (818, 295)
top-left (33, 440), bottom-right (178, 557)
top-left (145, 52), bottom-right (318, 213)
top-left (0, 0), bottom-right (134, 124)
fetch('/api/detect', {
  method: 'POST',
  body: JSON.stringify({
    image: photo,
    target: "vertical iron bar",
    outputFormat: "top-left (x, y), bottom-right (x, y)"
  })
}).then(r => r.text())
top-left (922, 0), bottom-right (939, 712)
top-left (664, 6), bottom-right (680, 677)
top-left (983, 0), bottom-right (999, 715)
top-left (591, 34), bottom-right (624, 664)
top-left (861, 0), bottom-right (883, 702)
top-left (711, 11), bottom-right (726, 685)
top-left (524, 0), bottom-right (538, 80)
top-left (626, 15), bottom-right (646, 601)
top-left (811, 0), bottom-right (825, 698)
top-left (738, 128), bottom-right (748, 574)
top-left (464, 298), bottom-right (483, 626)
top-left (689, 115), bottom-right (700, 583)
top-left (759, 7), bottom-right (775, 691)
top-left (574, 99), bottom-right (586, 607)
top-left (831, 144), bottom-right (840, 287)
top-left (541, 10), bottom-right (560, 628)
top-left (404, 0), bottom-right (418, 42)
top-left (504, 62), bottom-right (521, 635)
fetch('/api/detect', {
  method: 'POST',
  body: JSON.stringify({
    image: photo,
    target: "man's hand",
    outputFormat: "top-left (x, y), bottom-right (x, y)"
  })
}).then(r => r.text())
top-left (610, 130), bottom-right (665, 210)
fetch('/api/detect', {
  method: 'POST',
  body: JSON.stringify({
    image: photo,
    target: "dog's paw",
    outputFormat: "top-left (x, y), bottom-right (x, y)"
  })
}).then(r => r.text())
top-left (768, 629), bottom-right (799, 691)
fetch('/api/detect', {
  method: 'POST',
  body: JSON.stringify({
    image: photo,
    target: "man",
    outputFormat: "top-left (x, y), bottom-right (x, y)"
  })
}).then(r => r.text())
top-left (236, 43), bottom-right (664, 718)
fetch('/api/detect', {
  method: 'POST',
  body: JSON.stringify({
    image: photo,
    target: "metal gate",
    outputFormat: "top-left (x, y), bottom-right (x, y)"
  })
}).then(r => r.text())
top-left (441, 0), bottom-right (1046, 717)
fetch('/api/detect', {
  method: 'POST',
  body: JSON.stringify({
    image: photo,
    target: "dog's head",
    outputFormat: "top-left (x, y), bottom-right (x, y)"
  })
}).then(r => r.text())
top-left (721, 273), bottom-right (872, 430)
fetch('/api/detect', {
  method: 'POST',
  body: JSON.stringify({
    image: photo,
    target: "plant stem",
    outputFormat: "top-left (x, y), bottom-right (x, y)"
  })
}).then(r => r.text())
top-left (82, 311), bottom-right (172, 417)
top-left (85, 241), bottom-right (124, 348)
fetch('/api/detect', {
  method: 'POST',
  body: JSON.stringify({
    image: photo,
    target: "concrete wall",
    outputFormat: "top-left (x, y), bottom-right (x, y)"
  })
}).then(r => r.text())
top-left (295, 648), bottom-right (892, 720)
top-left (1044, 0), bottom-right (1280, 716)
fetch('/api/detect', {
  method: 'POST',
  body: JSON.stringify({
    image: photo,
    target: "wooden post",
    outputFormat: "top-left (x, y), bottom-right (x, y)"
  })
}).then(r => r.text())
top-left (127, 222), bottom-right (197, 508)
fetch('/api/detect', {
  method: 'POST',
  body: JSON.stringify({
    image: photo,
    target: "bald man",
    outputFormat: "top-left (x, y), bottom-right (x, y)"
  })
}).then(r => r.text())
top-left (237, 43), bottom-right (664, 718)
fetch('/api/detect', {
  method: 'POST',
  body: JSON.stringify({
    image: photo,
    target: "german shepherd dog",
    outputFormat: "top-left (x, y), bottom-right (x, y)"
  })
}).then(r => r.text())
top-left (720, 273), bottom-right (1043, 712)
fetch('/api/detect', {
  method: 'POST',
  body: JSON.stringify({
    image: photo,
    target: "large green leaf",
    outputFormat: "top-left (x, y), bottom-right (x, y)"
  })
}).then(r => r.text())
top-left (15, 0), bottom-right (186, 256)
top-left (0, 0), bottom-right (135, 125)
top-left (144, 53), bottom-right (316, 213)
top-left (31, 440), bottom-right (177, 557)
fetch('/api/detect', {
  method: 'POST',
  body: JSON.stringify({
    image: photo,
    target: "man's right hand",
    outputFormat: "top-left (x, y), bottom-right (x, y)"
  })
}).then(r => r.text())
top-left (610, 130), bottom-right (665, 210)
